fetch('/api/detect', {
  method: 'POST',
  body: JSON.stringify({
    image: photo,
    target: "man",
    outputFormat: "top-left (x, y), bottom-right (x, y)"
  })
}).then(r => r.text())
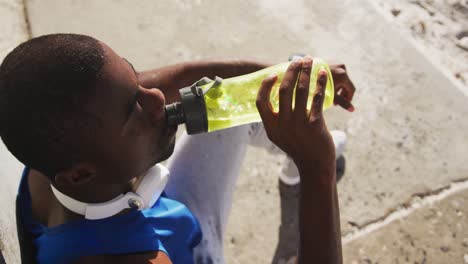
top-left (0, 34), bottom-right (355, 263)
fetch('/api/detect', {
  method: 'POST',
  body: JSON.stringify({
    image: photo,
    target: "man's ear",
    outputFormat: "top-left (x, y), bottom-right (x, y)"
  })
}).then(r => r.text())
top-left (54, 163), bottom-right (97, 188)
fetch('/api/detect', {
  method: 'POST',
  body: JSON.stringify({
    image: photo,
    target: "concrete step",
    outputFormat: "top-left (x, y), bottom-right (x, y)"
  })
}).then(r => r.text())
top-left (0, 0), bottom-right (465, 263)
top-left (344, 186), bottom-right (468, 264)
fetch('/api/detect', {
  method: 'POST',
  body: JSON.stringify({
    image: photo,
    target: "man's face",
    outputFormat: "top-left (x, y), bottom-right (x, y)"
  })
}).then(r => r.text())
top-left (88, 42), bottom-right (177, 183)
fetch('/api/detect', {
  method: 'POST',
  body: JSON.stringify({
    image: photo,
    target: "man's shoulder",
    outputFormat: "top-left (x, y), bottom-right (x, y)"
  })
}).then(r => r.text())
top-left (27, 169), bottom-right (56, 226)
top-left (74, 250), bottom-right (172, 264)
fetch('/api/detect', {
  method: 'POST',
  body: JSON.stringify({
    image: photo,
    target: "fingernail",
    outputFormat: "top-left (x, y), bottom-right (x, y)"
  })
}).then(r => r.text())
top-left (318, 71), bottom-right (327, 85)
top-left (292, 57), bottom-right (302, 62)
top-left (348, 105), bottom-right (355, 112)
top-left (303, 55), bottom-right (313, 62)
top-left (268, 73), bottom-right (277, 79)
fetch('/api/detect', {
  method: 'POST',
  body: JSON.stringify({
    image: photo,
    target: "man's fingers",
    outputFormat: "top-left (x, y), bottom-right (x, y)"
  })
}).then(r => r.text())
top-left (332, 63), bottom-right (356, 103)
top-left (334, 71), bottom-right (356, 102)
top-left (294, 56), bottom-right (312, 120)
top-left (345, 75), bottom-right (356, 101)
top-left (332, 66), bottom-right (346, 75)
top-left (334, 94), bottom-right (355, 112)
top-left (256, 74), bottom-right (278, 125)
top-left (339, 74), bottom-right (356, 102)
top-left (309, 70), bottom-right (327, 121)
top-left (279, 59), bottom-right (302, 124)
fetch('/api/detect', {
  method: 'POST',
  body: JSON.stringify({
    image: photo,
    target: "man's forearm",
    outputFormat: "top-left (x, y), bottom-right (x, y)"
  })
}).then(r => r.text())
top-left (138, 60), bottom-right (271, 103)
top-left (297, 167), bottom-right (342, 264)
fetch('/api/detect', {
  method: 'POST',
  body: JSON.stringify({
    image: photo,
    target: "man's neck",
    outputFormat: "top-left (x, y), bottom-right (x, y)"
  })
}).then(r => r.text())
top-left (53, 174), bottom-right (145, 224)
top-left (29, 168), bottom-right (143, 227)
top-left (61, 179), bottom-right (142, 224)
top-left (63, 173), bottom-right (143, 203)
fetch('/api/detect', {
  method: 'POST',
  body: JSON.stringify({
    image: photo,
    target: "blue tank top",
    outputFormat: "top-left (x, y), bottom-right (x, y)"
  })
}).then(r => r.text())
top-left (17, 167), bottom-right (202, 264)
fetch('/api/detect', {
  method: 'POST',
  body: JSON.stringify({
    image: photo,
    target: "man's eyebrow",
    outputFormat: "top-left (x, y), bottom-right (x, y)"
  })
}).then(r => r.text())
top-left (122, 57), bottom-right (139, 117)
top-left (122, 57), bottom-right (137, 76)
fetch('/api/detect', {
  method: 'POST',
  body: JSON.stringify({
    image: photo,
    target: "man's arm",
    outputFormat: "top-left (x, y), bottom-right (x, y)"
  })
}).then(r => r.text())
top-left (137, 59), bottom-right (356, 112)
top-left (297, 167), bottom-right (342, 263)
top-left (137, 60), bottom-right (271, 103)
top-left (256, 56), bottom-right (342, 263)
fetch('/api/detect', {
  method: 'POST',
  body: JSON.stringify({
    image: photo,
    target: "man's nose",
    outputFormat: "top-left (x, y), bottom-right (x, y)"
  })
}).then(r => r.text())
top-left (138, 87), bottom-right (166, 124)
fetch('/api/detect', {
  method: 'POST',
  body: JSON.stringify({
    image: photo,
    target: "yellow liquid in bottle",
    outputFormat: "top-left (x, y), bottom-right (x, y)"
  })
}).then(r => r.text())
top-left (202, 58), bottom-right (334, 132)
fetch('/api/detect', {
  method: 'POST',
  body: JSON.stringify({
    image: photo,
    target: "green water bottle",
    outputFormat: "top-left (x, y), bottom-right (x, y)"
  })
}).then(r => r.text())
top-left (165, 58), bottom-right (334, 134)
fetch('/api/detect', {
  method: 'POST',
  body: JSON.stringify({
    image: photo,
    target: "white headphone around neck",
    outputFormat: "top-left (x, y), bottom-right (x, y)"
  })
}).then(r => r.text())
top-left (50, 164), bottom-right (169, 220)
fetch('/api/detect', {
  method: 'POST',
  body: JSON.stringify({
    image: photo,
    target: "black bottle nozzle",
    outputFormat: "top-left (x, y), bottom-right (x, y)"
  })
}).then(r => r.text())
top-left (165, 102), bottom-right (185, 126)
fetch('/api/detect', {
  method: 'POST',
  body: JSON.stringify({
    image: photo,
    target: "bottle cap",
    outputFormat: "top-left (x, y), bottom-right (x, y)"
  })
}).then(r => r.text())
top-left (179, 83), bottom-right (209, 134)
top-left (164, 77), bottom-right (214, 134)
top-left (204, 76), bottom-right (224, 99)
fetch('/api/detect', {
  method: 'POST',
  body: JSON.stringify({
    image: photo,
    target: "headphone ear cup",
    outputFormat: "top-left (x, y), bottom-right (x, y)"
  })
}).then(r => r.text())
top-left (135, 164), bottom-right (169, 208)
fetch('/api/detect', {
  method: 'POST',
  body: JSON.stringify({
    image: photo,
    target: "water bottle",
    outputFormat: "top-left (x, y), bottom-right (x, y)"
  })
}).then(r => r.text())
top-left (165, 58), bottom-right (334, 134)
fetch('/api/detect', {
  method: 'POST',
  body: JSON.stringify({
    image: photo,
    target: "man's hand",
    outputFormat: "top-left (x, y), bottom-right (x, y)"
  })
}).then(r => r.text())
top-left (256, 56), bottom-right (335, 183)
top-left (257, 56), bottom-right (342, 263)
top-left (331, 64), bottom-right (356, 112)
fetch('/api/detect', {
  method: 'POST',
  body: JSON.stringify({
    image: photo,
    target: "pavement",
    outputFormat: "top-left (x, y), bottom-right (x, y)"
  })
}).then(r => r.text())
top-left (0, 0), bottom-right (30, 262)
top-left (344, 183), bottom-right (468, 264)
top-left (1, 0), bottom-right (467, 263)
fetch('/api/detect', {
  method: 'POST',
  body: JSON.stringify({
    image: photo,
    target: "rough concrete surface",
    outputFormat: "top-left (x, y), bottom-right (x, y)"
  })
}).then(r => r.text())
top-left (0, 0), bottom-right (29, 262)
top-left (0, 0), bottom-right (463, 263)
top-left (344, 188), bottom-right (468, 264)
top-left (375, 0), bottom-right (468, 88)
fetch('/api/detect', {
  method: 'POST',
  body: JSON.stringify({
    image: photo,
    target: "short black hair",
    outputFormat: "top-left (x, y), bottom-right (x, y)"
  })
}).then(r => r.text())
top-left (0, 34), bottom-right (105, 178)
